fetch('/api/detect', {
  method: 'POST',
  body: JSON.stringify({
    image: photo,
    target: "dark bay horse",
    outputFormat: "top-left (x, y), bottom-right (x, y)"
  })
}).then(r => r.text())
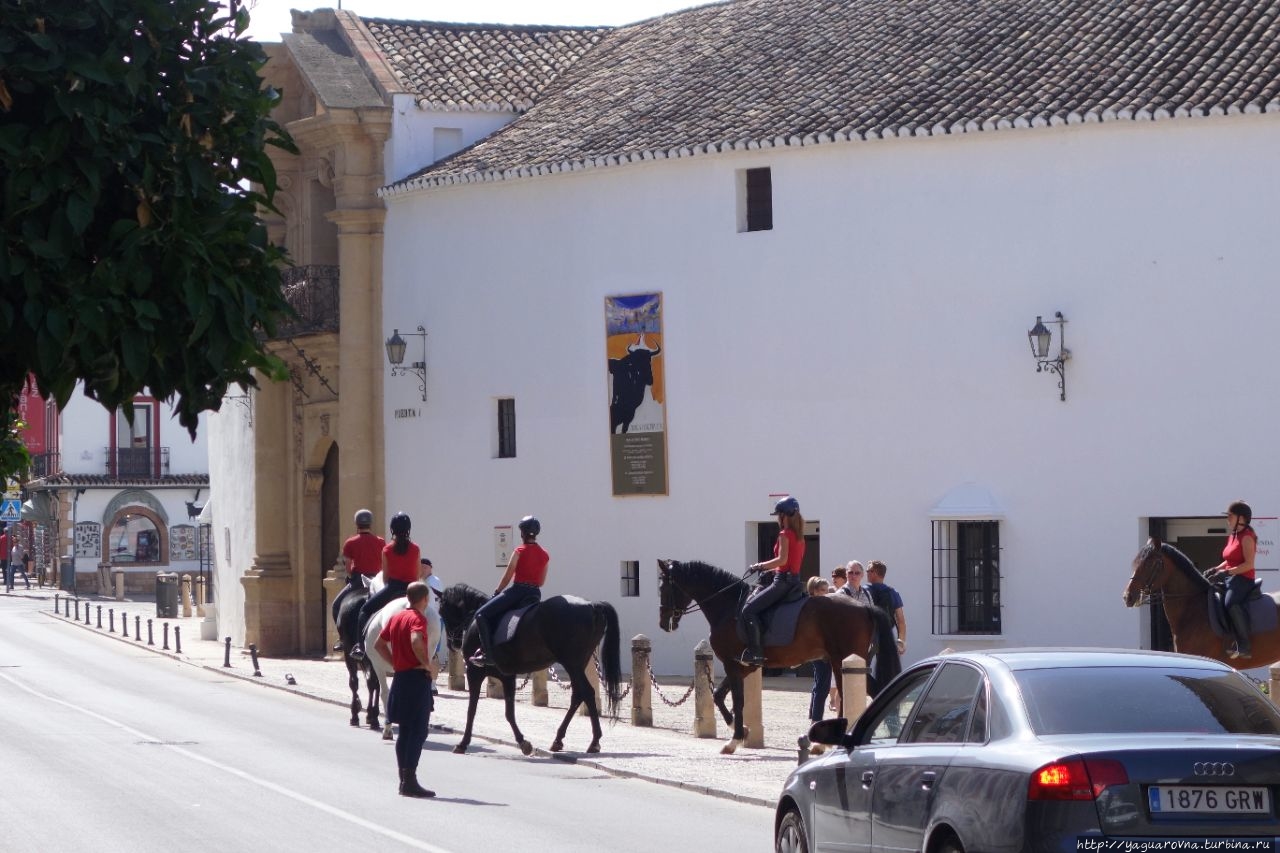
top-left (335, 584), bottom-right (381, 730)
top-left (658, 559), bottom-right (900, 754)
top-left (437, 584), bottom-right (623, 754)
top-left (1124, 537), bottom-right (1280, 668)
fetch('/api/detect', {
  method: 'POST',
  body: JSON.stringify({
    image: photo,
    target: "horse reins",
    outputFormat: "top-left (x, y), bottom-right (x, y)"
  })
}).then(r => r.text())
top-left (1129, 547), bottom-right (1210, 607)
top-left (663, 568), bottom-right (754, 621)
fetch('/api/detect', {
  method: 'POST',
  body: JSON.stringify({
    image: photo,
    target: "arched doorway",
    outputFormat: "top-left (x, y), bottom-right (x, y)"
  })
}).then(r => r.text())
top-left (319, 443), bottom-right (340, 644)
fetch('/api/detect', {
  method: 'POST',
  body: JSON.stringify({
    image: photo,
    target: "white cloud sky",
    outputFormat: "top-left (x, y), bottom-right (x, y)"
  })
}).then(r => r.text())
top-left (243, 0), bottom-right (718, 41)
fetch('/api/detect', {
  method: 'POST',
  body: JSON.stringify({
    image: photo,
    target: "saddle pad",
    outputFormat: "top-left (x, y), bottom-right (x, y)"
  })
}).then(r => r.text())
top-left (1206, 587), bottom-right (1278, 638)
top-left (495, 603), bottom-right (537, 645)
top-left (735, 596), bottom-right (809, 648)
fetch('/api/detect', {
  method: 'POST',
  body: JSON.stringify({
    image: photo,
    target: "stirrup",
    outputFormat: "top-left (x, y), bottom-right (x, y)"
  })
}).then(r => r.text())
top-left (467, 651), bottom-right (489, 667)
top-left (738, 650), bottom-right (765, 666)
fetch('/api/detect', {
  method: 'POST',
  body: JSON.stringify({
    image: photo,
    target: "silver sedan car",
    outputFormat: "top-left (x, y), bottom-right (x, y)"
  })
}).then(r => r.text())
top-left (775, 649), bottom-right (1280, 852)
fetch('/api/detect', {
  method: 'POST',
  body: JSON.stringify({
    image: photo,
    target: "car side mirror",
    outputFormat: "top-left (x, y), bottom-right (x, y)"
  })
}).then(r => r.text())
top-left (807, 718), bottom-right (848, 746)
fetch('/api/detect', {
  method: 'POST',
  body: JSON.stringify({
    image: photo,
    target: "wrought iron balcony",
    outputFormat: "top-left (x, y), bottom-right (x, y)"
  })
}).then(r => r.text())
top-left (271, 264), bottom-right (340, 339)
top-left (104, 447), bottom-right (170, 479)
top-left (28, 451), bottom-right (60, 479)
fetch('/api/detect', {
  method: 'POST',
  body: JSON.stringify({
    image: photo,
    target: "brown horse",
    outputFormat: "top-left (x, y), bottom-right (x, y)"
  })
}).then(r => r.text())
top-left (1123, 537), bottom-right (1280, 668)
top-left (657, 559), bottom-right (899, 754)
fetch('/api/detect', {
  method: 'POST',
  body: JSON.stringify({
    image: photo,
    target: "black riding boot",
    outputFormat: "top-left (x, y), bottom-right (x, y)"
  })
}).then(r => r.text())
top-left (740, 617), bottom-right (765, 666)
top-left (400, 769), bottom-right (435, 798)
top-left (469, 617), bottom-right (494, 667)
top-left (1227, 606), bottom-right (1252, 659)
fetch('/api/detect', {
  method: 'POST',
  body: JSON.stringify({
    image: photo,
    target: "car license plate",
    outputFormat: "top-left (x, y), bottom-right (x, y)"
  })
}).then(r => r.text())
top-left (1148, 786), bottom-right (1271, 815)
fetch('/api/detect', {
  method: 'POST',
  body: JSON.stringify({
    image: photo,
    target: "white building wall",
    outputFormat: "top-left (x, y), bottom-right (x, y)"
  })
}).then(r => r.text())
top-left (385, 95), bottom-right (518, 184)
top-left (382, 114), bottom-right (1280, 674)
top-left (206, 398), bottom-right (257, 645)
top-left (56, 390), bottom-right (208, 476)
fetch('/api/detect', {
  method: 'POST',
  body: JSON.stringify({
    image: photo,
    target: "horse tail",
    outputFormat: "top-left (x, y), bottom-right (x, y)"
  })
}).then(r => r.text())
top-left (871, 605), bottom-right (901, 696)
top-left (595, 601), bottom-right (623, 719)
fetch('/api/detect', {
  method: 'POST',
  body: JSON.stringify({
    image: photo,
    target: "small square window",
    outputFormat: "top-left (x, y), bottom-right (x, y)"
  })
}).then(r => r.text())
top-left (620, 560), bottom-right (639, 597)
top-left (496, 398), bottom-right (516, 459)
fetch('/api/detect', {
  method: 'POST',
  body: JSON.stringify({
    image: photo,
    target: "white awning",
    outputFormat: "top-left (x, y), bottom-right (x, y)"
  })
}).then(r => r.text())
top-left (928, 483), bottom-right (1005, 520)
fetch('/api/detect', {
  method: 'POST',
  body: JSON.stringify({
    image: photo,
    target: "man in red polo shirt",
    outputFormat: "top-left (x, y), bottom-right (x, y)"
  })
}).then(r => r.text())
top-left (331, 509), bottom-right (385, 633)
top-left (374, 581), bottom-right (439, 798)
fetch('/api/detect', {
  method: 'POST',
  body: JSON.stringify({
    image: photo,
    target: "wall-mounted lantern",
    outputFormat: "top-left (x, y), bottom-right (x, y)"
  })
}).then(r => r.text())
top-left (385, 326), bottom-right (427, 402)
top-left (1027, 312), bottom-right (1070, 401)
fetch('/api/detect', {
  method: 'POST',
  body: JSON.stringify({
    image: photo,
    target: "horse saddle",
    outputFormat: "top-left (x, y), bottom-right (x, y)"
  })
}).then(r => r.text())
top-left (735, 584), bottom-right (808, 647)
top-left (495, 602), bottom-right (538, 646)
top-left (1206, 581), bottom-right (1277, 638)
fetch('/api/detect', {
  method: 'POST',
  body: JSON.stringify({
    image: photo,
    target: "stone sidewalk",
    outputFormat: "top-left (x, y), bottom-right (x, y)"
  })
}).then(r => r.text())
top-left (13, 585), bottom-right (837, 808)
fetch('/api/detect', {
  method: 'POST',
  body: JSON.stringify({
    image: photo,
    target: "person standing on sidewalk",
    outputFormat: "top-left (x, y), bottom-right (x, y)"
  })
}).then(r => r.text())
top-left (10, 538), bottom-right (30, 590)
top-left (866, 560), bottom-right (906, 656)
top-left (806, 576), bottom-right (832, 723)
top-left (373, 581), bottom-right (439, 798)
top-left (331, 509), bottom-right (385, 634)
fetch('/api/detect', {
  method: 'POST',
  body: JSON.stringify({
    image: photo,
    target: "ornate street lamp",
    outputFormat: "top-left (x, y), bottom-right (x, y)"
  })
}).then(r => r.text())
top-left (385, 326), bottom-right (426, 402)
top-left (1027, 312), bottom-right (1070, 401)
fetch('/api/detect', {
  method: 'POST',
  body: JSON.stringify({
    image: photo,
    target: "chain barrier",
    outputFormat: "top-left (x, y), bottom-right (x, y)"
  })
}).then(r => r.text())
top-left (590, 653), bottom-right (632, 700)
top-left (646, 658), bottom-right (697, 707)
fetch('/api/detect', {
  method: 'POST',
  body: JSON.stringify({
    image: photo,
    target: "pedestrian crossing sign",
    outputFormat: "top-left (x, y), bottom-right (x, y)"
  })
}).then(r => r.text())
top-left (0, 499), bottom-right (20, 523)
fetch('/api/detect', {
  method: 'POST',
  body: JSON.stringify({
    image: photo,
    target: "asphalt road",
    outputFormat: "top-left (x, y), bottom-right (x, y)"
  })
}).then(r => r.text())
top-left (0, 598), bottom-right (773, 853)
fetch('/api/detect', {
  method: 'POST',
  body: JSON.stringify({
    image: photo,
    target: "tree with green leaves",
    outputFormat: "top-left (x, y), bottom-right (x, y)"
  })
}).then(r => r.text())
top-left (0, 0), bottom-right (295, 480)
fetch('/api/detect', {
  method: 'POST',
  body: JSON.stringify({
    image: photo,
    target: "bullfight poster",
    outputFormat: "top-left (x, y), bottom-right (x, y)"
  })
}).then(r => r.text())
top-left (605, 293), bottom-right (668, 496)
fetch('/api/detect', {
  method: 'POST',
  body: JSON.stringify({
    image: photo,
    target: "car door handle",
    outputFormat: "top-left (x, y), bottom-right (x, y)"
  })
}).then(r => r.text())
top-left (920, 771), bottom-right (937, 790)
top-left (861, 771), bottom-right (874, 788)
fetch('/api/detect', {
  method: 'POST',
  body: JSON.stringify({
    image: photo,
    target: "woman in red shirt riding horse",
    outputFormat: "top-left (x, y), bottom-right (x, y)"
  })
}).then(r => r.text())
top-left (739, 496), bottom-right (806, 666)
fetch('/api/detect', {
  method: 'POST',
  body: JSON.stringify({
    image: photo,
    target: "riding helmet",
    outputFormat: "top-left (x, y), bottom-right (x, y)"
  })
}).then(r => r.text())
top-left (354, 508), bottom-right (374, 528)
top-left (1226, 500), bottom-right (1253, 525)
top-left (518, 516), bottom-right (541, 537)
top-left (390, 512), bottom-right (412, 536)
top-left (771, 496), bottom-right (800, 517)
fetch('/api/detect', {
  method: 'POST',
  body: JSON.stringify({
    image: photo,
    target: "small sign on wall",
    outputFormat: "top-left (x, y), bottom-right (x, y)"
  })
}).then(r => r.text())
top-left (1254, 517), bottom-right (1278, 571)
top-left (494, 525), bottom-right (513, 568)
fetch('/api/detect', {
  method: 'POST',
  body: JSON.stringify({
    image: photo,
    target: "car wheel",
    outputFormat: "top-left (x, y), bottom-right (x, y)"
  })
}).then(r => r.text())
top-left (935, 835), bottom-right (964, 853)
top-left (776, 808), bottom-right (810, 853)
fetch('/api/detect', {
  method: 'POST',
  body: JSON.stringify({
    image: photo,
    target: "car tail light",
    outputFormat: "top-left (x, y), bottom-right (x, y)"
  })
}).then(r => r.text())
top-left (1028, 758), bottom-right (1129, 801)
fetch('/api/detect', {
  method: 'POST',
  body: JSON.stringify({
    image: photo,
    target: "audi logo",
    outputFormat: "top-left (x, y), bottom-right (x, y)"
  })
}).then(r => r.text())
top-left (1192, 762), bottom-right (1235, 777)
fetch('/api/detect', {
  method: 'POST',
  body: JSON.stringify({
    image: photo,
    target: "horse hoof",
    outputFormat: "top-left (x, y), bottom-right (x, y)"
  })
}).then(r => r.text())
top-left (809, 744), bottom-right (827, 755)
top-left (550, 740), bottom-right (564, 752)
top-left (519, 740), bottom-right (533, 756)
top-left (349, 720), bottom-right (360, 728)
top-left (587, 742), bottom-right (601, 754)
top-left (452, 743), bottom-right (468, 754)
top-left (382, 729), bottom-right (394, 742)
top-left (720, 742), bottom-right (739, 755)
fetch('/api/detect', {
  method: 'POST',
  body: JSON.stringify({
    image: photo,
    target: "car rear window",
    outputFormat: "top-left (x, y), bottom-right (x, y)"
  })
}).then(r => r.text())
top-left (1015, 666), bottom-right (1280, 736)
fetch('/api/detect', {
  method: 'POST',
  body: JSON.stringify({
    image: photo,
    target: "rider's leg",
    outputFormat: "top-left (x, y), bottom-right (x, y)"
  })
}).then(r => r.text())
top-left (1224, 575), bottom-right (1252, 658)
top-left (352, 580), bottom-right (407, 659)
top-left (740, 575), bottom-right (788, 665)
top-left (468, 588), bottom-right (516, 665)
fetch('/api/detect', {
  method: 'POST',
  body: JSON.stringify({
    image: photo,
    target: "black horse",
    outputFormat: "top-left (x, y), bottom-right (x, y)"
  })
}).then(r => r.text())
top-left (438, 584), bottom-right (623, 754)
top-left (335, 584), bottom-right (380, 731)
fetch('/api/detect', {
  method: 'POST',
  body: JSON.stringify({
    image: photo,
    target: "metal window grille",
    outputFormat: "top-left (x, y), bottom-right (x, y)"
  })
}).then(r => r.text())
top-left (620, 560), bottom-right (640, 597)
top-left (497, 399), bottom-right (516, 458)
top-left (745, 167), bottom-right (773, 232)
top-left (932, 520), bottom-right (1001, 635)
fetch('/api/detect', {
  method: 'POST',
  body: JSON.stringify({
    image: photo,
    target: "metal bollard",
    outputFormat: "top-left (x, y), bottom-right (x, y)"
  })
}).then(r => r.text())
top-left (74, 599), bottom-right (81, 622)
top-left (134, 615), bottom-right (141, 641)
top-left (147, 619), bottom-right (154, 646)
top-left (109, 609), bottom-right (115, 633)
top-left (84, 603), bottom-right (92, 625)
top-left (96, 606), bottom-right (102, 629)
top-left (122, 612), bottom-right (129, 638)
top-left (163, 623), bottom-right (170, 651)
top-left (249, 644), bottom-right (262, 677)
top-left (54, 594), bottom-right (60, 615)
top-left (693, 639), bottom-right (717, 738)
top-left (631, 634), bottom-right (653, 727)
top-left (223, 637), bottom-right (232, 668)
top-left (174, 626), bottom-right (182, 655)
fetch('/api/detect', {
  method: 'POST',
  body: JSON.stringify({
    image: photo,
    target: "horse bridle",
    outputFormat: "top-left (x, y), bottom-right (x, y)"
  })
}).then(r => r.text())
top-left (1128, 545), bottom-right (1204, 605)
top-left (661, 565), bottom-right (753, 622)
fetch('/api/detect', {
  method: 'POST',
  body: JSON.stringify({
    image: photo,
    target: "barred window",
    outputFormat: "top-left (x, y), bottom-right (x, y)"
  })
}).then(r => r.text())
top-left (497, 398), bottom-right (516, 459)
top-left (932, 520), bottom-right (1001, 635)
top-left (620, 560), bottom-right (640, 598)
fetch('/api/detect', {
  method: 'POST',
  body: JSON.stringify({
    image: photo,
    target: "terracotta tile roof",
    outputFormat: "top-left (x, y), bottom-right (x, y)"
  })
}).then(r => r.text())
top-left (361, 19), bottom-right (610, 111)
top-left (382, 0), bottom-right (1280, 193)
top-left (33, 474), bottom-right (210, 488)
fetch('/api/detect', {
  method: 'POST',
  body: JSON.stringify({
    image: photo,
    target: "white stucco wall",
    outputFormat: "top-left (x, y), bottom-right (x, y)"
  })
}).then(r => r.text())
top-left (57, 389), bottom-right (208, 477)
top-left (206, 396), bottom-right (257, 645)
top-left (381, 113), bottom-right (1280, 674)
top-left (385, 96), bottom-right (519, 184)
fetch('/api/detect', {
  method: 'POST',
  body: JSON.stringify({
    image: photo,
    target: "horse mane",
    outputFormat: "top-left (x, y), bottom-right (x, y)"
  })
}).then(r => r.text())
top-left (439, 583), bottom-right (488, 615)
top-left (675, 560), bottom-right (748, 590)
top-left (1159, 541), bottom-right (1211, 590)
